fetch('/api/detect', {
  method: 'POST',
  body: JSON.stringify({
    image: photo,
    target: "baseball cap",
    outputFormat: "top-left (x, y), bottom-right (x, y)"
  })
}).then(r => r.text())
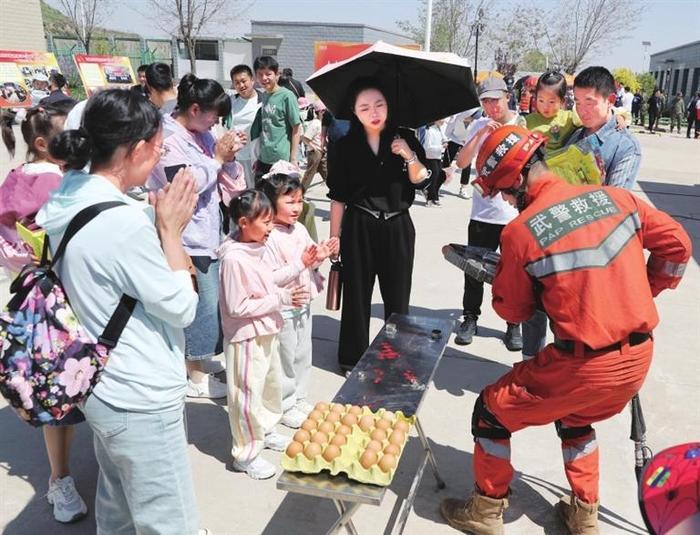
top-left (479, 76), bottom-right (507, 99)
top-left (32, 73), bottom-right (49, 83)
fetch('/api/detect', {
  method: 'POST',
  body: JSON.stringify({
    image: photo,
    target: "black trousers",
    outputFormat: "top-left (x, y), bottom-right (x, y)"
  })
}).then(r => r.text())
top-left (462, 219), bottom-right (505, 318)
top-left (648, 111), bottom-right (658, 132)
top-left (338, 208), bottom-right (415, 368)
top-left (445, 141), bottom-right (472, 185)
top-left (425, 159), bottom-right (446, 201)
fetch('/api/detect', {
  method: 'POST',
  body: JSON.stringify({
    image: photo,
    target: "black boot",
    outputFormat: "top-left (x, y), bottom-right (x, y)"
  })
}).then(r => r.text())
top-left (504, 323), bottom-right (523, 351)
top-left (455, 314), bottom-right (478, 345)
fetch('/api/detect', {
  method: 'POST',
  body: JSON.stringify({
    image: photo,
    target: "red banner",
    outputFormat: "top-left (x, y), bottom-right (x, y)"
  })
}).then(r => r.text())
top-left (0, 50), bottom-right (62, 108)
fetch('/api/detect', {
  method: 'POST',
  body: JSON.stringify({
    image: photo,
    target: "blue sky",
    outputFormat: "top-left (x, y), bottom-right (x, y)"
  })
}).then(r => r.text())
top-left (48, 0), bottom-right (700, 72)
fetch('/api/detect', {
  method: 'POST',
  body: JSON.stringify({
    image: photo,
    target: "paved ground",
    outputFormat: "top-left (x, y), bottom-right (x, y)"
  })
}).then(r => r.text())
top-left (0, 128), bottom-right (698, 534)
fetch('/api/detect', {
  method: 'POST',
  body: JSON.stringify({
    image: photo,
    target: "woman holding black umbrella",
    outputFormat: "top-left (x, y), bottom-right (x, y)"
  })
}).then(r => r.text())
top-left (328, 78), bottom-right (430, 373)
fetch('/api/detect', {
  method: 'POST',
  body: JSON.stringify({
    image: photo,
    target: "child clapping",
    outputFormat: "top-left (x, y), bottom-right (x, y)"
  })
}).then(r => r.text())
top-left (260, 172), bottom-right (339, 428)
top-left (218, 190), bottom-right (308, 480)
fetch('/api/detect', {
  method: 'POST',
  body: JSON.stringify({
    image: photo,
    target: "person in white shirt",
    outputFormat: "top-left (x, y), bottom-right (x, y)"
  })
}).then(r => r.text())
top-left (444, 107), bottom-right (482, 198)
top-left (621, 86), bottom-right (634, 114)
top-left (224, 64), bottom-right (262, 188)
top-left (301, 101), bottom-right (328, 190)
top-left (454, 76), bottom-right (526, 351)
top-left (421, 119), bottom-right (448, 206)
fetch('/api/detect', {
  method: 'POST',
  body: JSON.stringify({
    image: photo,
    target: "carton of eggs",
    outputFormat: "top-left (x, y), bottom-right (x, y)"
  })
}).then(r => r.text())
top-left (281, 403), bottom-right (414, 486)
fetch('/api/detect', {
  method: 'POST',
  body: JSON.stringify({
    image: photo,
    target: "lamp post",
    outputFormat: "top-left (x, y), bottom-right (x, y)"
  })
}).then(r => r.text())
top-left (472, 9), bottom-right (485, 79)
top-left (641, 41), bottom-right (651, 72)
top-left (424, 0), bottom-right (433, 52)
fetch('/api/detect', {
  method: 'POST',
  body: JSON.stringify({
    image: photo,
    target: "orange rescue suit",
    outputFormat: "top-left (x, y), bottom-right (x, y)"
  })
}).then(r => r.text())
top-left (472, 173), bottom-right (691, 503)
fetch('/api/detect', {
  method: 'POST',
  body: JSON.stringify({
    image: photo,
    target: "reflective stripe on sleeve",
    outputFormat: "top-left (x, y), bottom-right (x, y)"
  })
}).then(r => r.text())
top-left (476, 437), bottom-right (511, 460)
top-left (647, 255), bottom-right (687, 278)
top-left (562, 435), bottom-right (598, 464)
top-left (526, 212), bottom-right (641, 278)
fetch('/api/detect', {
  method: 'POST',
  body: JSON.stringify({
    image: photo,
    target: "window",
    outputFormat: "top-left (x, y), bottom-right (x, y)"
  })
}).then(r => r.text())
top-left (177, 40), bottom-right (219, 61)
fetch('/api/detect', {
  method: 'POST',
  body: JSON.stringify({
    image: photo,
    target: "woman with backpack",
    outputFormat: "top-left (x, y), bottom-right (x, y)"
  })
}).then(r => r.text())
top-left (36, 89), bottom-right (205, 534)
top-left (0, 101), bottom-right (90, 524)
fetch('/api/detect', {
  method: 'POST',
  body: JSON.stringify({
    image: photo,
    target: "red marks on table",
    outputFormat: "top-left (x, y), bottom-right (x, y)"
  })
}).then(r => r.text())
top-left (403, 369), bottom-right (417, 383)
top-left (378, 342), bottom-right (400, 360)
top-left (373, 367), bottom-right (385, 384)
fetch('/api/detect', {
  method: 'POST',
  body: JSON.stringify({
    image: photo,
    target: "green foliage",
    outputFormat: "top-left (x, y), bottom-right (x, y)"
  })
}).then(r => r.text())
top-left (66, 73), bottom-right (86, 101)
top-left (519, 50), bottom-right (548, 73)
top-left (636, 72), bottom-right (657, 96)
top-left (612, 67), bottom-right (639, 92)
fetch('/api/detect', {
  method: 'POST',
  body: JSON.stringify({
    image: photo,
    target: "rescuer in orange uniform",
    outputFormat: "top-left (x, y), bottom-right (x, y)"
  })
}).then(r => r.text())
top-left (440, 125), bottom-right (692, 535)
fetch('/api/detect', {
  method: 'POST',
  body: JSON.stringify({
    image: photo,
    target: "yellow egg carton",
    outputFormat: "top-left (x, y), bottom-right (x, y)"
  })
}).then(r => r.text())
top-left (281, 403), bottom-right (415, 486)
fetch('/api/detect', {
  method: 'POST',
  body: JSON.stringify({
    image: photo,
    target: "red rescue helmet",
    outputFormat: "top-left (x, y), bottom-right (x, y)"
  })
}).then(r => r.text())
top-left (473, 126), bottom-right (548, 198)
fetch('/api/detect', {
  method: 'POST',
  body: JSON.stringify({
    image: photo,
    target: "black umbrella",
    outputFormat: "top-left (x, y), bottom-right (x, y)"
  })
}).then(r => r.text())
top-left (306, 41), bottom-right (480, 128)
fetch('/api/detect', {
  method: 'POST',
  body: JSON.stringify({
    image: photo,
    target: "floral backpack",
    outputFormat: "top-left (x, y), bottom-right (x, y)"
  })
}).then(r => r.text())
top-left (0, 202), bottom-right (136, 426)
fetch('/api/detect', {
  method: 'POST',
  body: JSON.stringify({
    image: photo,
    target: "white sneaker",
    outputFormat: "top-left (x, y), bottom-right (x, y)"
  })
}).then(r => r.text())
top-left (202, 358), bottom-right (225, 374)
top-left (458, 186), bottom-right (470, 199)
top-left (232, 456), bottom-right (277, 479)
top-left (187, 374), bottom-right (227, 399)
top-left (295, 400), bottom-right (314, 414)
top-left (47, 476), bottom-right (87, 523)
top-left (264, 432), bottom-right (291, 451)
top-left (281, 407), bottom-right (307, 428)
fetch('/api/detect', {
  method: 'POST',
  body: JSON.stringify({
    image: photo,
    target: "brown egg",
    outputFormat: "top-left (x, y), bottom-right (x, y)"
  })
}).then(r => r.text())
top-left (330, 403), bottom-right (345, 414)
top-left (330, 433), bottom-right (347, 447)
top-left (393, 420), bottom-right (409, 433)
top-left (301, 419), bottom-right (317, 432)
top-left (370, 428), bottom-right (387, 442)
top-left (314, 402), bottom-right (329, 412)
top-left (360, 449), bottom-right (378, 469)
top-left (341, 413), bottom-right (357, 427)
top-left (311, 431), bottom-right (328, 444)
top-left (323, 444), bottom-right (341, 462)
top-left (378, 453), bottom-right (397, 472)
top-left (318, 421), bottom-right (335, 434)
top-left (375, 418), bottom-right (391, 431)
top-left (383, 444), bottom-right (400, 456)
top-left (348, 405), bottom-right (363, 416)
top-left (359, 415), bottom-right (375, 432)
top-left (325, 412), bottom-right (341, 424)
top-left (336, 425), bottom-right (352, 436)
top-left (381, 410), bottom-right (395, 421)
top-left (388, 430), bottom-right (405, 446)
top-left (285, 441), bottom-right (304, 458)
top-left (366, 439), bottom-right (383, 452)
top-left (293, 430), bottom-right (311, 443)
top-left (309, 409), bottom-right (324, 421)
top-left (304, 442), bottom-right (322, 459)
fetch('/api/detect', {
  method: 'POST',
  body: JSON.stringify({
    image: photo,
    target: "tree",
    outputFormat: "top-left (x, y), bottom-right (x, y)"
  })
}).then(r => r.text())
top-left (144, 0), bottom-right (253, 74)
top-left (538, 0), bottom-right (641, 74)
top-left (636, 72), bottom-right (657, 96)
top-left (488, 6), bottom-right (545, 75)
top-left (397, 0), bottom-right (488, 59)
top-left (519, 50), bottom-right (548, 72)
top-left (55, 0), bottom-right (112, 53)
top-left (612, 67), bottom-right (639, 93)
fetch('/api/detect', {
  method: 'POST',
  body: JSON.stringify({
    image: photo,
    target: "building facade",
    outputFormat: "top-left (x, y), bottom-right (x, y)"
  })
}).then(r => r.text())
top-left (249, 21), bottom-right (416, 91)
top-left (649, 41), bottom-right (700, 102)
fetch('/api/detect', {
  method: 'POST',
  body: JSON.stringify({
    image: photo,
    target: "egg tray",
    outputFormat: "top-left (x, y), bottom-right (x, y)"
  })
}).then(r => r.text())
top-left (281, 407), bottom-right (415, 486)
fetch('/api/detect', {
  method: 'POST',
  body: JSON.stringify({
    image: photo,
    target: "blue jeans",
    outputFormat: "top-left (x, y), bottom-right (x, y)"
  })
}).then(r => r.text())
top-left (522, 309), bottom-right (549, 358)
top-left (82, 395), bottom-right (198, 535)
top-left (185, 256), bottom-right (223, 360)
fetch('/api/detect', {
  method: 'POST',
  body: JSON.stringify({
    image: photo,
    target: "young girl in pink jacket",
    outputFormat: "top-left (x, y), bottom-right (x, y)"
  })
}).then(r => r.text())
top-left (260, 172), bottom-right (339, 428)
top-left (218, 189), bottom-right (308, 480)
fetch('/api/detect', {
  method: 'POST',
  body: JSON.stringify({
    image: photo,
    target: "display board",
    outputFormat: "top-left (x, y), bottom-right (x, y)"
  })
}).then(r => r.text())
top-left (73, 54), bottom-right (136, 96)
top-left (313, 41), bottom-right (421, 71)
top-left (0, 50), bottom-right (62, 108)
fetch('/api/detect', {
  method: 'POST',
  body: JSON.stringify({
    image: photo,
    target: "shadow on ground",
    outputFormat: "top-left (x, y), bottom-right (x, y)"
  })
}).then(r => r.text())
top-left (637, 180), bottom-right (700, 265)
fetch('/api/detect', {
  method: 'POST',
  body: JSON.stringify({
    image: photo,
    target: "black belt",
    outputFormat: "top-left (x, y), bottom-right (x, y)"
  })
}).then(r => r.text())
top-left (554, 332), bottom-right (651, 354)
top-left (352, 204), bottom-right (407, 220)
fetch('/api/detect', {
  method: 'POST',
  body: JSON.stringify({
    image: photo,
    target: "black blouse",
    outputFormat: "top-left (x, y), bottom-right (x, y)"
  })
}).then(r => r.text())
top-left (327, 126), bottom-right (428, 213)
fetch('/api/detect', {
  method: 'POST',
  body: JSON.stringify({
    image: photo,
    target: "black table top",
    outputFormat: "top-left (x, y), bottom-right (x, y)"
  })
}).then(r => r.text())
top-left (332, 314), bottom-right (454, 416)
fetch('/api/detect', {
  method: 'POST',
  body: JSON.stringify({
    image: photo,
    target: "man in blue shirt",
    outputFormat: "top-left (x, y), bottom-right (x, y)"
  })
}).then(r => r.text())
top-left (566, 66), bottom-right (641, 191)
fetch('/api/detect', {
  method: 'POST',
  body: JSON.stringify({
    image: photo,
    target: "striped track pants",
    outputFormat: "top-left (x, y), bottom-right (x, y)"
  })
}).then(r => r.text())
top-left (225, 334), bottom-right (283, 463)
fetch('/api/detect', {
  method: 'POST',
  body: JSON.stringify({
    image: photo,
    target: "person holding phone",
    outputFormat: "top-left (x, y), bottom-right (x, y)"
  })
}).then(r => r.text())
top-left (149, 73), bottom-right (244, 398)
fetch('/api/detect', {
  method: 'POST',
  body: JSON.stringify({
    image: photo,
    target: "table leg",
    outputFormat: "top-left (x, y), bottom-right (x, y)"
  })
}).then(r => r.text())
top-left (392, 450), bottom-right (429, 535)
top-left (328, 500), bottom-right (360, 535)
top-left (415, 418), bottom-right (446, 489)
